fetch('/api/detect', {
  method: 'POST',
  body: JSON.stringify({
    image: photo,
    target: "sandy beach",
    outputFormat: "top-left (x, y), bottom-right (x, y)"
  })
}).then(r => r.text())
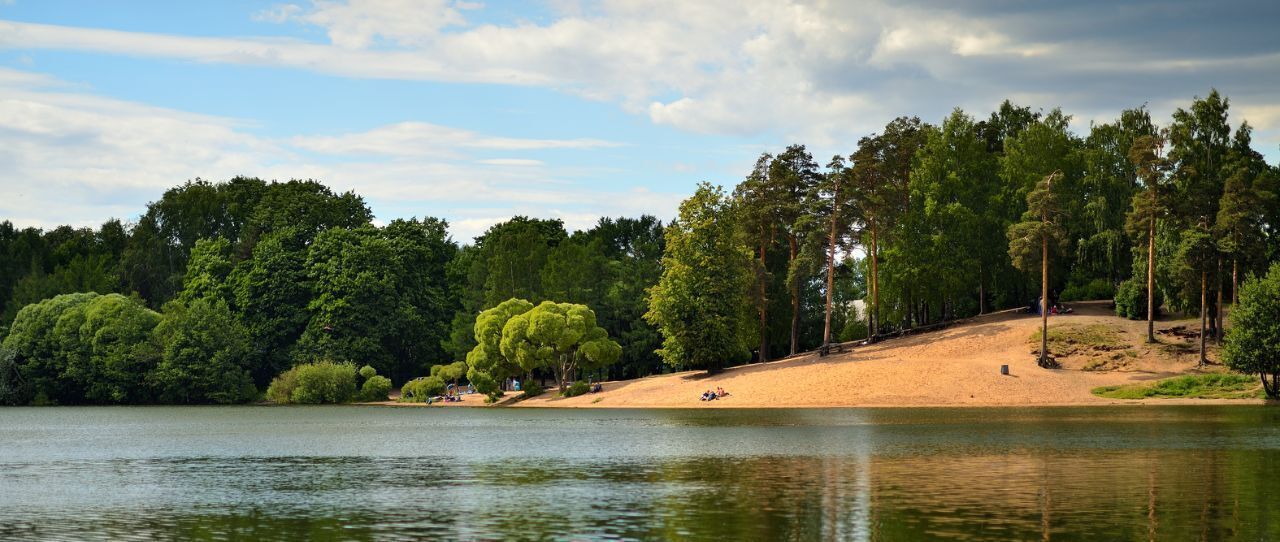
top-left (512, 301), bottom-right (1261, 408)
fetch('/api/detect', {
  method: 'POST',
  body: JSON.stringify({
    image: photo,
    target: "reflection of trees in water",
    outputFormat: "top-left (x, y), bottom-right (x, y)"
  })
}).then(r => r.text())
top-left (8, 450), bottom-right (1278, 540)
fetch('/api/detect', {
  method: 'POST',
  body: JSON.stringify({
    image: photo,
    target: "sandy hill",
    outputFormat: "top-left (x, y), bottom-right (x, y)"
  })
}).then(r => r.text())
top-left (518, 301), bottom-right (1249, 408)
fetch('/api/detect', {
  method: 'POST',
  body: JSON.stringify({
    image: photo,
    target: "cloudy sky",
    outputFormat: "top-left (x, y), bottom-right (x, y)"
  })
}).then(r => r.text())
top-left (2, 0), bottom-right (1278, 242)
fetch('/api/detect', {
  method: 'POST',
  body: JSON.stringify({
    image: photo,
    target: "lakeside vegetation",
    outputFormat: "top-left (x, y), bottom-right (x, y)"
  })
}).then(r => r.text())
top-left (2, 89), bottom-right (1280, 405)
top-left (1092, 374), bottom-right (1262, 400)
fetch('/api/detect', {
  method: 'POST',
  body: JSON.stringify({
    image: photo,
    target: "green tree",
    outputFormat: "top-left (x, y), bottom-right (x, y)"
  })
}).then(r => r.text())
top-left (232, 227), bottom-right (312, 384)
top-left (1175, 221), bottom-right (1218, 366)
top-left (646, 183), bottom-right (754, 372)
top-left (151, 298), bottom-right (255, 404)
top-left (500, 301), bottom-right (621, 391)
top-left (1007, 172), bottom-right (1067, 368)
top-left (0, 292), bottom-right (99, 404)
top-left (177, 237), bottom-right (234, 306)
top-left (1125, 131), bottom-right (1171, 341)
top-left (850, 117), bottom-right (927, 332)
top-left (1222, 263), bottom-right (1280, 398)
top-left (464, 298), bottom-right (535, 399)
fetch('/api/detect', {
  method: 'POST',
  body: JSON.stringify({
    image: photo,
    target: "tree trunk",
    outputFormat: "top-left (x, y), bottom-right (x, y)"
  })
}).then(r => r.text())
top-left (1232, 258), bottom-right (1238, 307)
top-left (1215, 257), bottom-right (1223, 344)
top-left (1040, 233), bottom-right (1050, 368)
top-left (1147, 217), bottom-right (1156, 343)
top-left (1199, 270), bottom-right (1207, 367)
top-left (870, 224), bottom-right (880, 339)
top-left (757, 241), bottom-right (768, 362)
top-left (822, 189), bottom-right (839, 346)
top-left (789, 235), bottom-right (799, 356)
top-left (979, 271), bottom-right (986, 315)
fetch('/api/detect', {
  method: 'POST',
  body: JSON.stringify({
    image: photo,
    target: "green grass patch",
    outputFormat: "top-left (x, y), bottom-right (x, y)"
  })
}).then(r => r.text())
top-left (1031, 324), bottom-right (1129, 357)
top-left (1092, 373), bottom-right (1262, 400)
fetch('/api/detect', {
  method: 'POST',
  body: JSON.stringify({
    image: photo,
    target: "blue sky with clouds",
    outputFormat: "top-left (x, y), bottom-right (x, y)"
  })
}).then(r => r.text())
top-left (2, 0), bottom-right (1278, 242)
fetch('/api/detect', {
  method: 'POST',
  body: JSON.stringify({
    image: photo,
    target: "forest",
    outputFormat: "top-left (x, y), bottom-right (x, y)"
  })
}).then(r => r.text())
top-left (1, 89), bottom-right (1278, 405)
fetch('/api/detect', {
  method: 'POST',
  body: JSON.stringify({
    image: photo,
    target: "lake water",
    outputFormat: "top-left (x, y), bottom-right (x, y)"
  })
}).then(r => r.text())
top-left (1, 406), bottom-right (1278, 541)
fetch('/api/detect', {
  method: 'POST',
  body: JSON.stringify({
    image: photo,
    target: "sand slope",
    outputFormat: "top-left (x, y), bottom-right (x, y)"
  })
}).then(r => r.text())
top-left (518, 301), bottom-right (1257, 408)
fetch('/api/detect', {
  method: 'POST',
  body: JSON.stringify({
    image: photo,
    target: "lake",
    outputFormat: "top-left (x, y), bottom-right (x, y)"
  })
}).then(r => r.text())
top-left (1, 405), bottom-right (1278, 540)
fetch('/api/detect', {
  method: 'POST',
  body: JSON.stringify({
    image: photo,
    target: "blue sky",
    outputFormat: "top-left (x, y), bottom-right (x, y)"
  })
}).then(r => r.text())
top-left (2, 1), bottom-right (1278, 242)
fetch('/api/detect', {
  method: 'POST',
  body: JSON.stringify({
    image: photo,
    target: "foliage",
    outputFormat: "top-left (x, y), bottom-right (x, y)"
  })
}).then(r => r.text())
top-left (646, 183), bottom-right (754, 371)
top-left (1115, 275), bottom-right (1164, 320)
top-left (500, 301), bottom-right (621, 391)
top-left (562, 380), bottom-right (590, 398)
top-left (265, 361), bottom-right (358, 404)
top-left (1222, 263), bottom-right (1280, 397)
top-left (359, 365), bottom-right (378, 380)
top-left (1060, 279), bottom-right (1115, 302)
top-left (152, 298), bottom-right (256, 404)
top-left (399, 376), bottom-right (446, 402)
top-left (465, 298), bottom-right (534, 399)
top-left (359, 375), bottom-right (392, 402)
top-left (520, 380), bottom-right (544, 399)
top-left (1092, 373), bottom-right (1260, 399)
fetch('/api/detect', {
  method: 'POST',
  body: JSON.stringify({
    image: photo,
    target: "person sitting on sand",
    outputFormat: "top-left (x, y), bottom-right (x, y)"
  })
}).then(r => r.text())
top-left (700, 390), bottom-right (712, 401)
top-left (716, 387), bottom-right (727, 398)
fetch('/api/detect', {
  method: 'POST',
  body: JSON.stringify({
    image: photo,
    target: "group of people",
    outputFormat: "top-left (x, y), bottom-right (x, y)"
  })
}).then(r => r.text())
top-left (700, 387), bottom-right (729, 401)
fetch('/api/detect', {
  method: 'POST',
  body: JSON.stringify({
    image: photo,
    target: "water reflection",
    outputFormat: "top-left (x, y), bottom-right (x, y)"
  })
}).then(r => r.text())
top-left (0, 406), bottom-right (1277, 540)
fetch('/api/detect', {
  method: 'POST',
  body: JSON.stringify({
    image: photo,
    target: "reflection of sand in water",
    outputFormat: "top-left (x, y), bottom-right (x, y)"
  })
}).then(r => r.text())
top-left (519, 301), bottom-right (1252, 408)
top-left (670, 450), bottom-right (1267, 540)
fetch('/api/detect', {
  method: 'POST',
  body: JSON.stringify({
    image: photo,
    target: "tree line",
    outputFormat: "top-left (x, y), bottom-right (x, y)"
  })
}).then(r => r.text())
top-left (2, 89), bottom-right (1278, 404)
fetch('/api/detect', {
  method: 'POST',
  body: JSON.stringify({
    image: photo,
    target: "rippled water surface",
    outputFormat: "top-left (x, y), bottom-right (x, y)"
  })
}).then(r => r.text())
top-left (2, 405), bottom-right (1279, 540)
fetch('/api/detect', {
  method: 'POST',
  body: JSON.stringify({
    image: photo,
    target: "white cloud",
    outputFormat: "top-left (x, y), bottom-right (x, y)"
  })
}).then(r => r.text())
top-left (0, 67), bottom-right (678, 241)
top-left (4, 1), bottom-right (1280, 151)
top-left (289, 121), bottom-right (619, 157)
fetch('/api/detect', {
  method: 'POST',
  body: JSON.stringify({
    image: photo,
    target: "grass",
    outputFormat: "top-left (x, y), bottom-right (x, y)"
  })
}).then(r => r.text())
top-left (1092, 373), bottom-right (1263, 400)
top-left (1031, 323), bottom-right (1130, 359)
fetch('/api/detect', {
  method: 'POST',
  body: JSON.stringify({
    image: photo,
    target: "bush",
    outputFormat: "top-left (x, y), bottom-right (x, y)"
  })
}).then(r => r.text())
top-left (561, 380), bottom-right (590, 398)
top-left (1061, 279), bottom-right (1115, 302)
top-left (520, 381), bottom-right (544, 399)
top-left (359, 365), bottom-right (378, 380)
top-left (265, 361), bottom-right (358, 404)
top-left (359, 375), bottom-right (392, 402)
top-left (1115, 277), bottom-right (1162, 320)
top-left (1223, 263), bottom-right (1280, 398)
top-left (399, 375), bottom-right (446, 403)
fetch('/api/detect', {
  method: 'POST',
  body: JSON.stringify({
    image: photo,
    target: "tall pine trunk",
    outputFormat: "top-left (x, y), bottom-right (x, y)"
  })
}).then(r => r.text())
top-left (1199, 270), bottom-right (1207, 367)
top-left (1232, 258), bottom-right (1238, 306)
top-left (1215, 257), bottom-right (1223, 344)
top-left (1146, 218), bottom-right (1156, 343)
top-left (757, 240), bottom-right (768, 362)
top-left (822, 189), bottom-right (839, 346)
top-left (1040, 232), bottom-right (1049, 368)
top-left (870, 224), bottom-right (880, 340)
top-left (789, 236), bottom-right (799, 356)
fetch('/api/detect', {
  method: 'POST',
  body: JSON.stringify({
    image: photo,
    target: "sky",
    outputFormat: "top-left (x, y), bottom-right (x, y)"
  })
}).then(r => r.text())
top-left (1, 0), bottom-right (1278, 243)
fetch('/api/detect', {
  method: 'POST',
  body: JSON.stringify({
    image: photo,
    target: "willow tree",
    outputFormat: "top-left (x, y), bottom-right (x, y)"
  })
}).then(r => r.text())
top-left (500, 301), bottom-right (621, 391)
top-left (464, 298), bottom-right (534, 399)
top-left (1007, 172), bottom-right (1066, 368)
top-left (1125, 132), bottom-right (1170, 342)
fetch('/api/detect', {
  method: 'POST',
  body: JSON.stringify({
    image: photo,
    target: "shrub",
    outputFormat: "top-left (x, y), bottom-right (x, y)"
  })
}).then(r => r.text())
top-left (520, 381), bottom-right (544, 399)
top-left (1061, 279), bottom-right (1115, 302)
top-left (562, 380), bottom-right (590, 398)
top-left (359, 365), bottom-right (378, 380)
top-left (265, 361), bottom-right (357, 404)
top-left (399, 375), bottom-right (446, 403)
top-left (1115, 277), bottom-right (1162, 320)
top-left (359, 375), bottom-right (392, 402)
